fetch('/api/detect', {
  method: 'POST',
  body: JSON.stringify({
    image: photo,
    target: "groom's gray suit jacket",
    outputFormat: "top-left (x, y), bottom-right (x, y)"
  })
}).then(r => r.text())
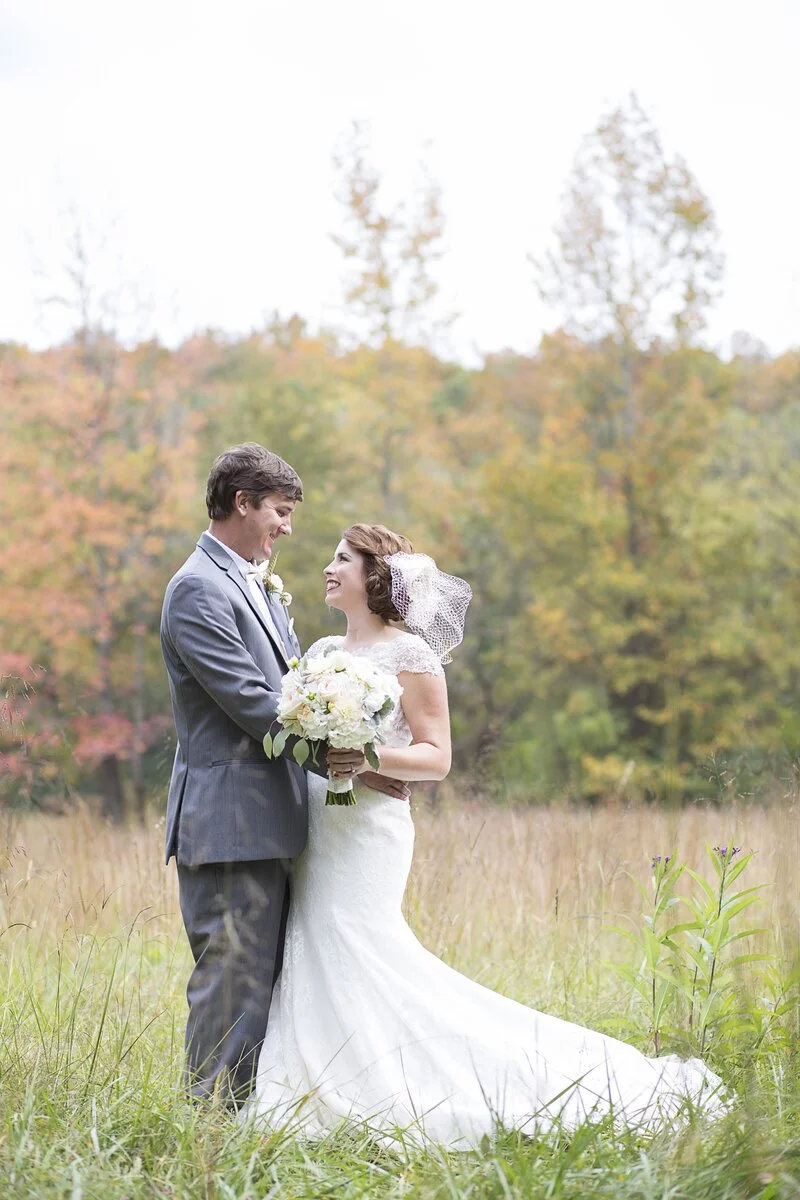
top-left (161, 531), bottom-right (307, 867)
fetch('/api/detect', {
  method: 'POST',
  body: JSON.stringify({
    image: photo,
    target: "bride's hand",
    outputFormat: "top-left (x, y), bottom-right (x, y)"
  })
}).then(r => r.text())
top-left (327, 747), bottom-right (367, 779)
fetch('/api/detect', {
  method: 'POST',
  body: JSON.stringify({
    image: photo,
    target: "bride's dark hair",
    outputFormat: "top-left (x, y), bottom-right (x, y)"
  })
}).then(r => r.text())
top-left (342, 524), bottom-right (413, 622)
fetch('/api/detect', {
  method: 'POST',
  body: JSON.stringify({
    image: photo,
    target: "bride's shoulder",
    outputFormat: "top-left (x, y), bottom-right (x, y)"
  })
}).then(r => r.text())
top-left (305, 634), bottom-right (343, 657)
top-left (386, 631), bottom-right (445, 677)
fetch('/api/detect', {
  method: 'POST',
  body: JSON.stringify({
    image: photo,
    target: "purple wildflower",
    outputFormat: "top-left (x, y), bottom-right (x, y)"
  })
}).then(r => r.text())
top-left (712, 845), bottom-right (741, 859)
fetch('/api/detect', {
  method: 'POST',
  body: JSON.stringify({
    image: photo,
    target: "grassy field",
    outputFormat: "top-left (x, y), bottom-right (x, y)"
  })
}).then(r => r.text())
top-left (2, 794), bottom-right (800, 1198)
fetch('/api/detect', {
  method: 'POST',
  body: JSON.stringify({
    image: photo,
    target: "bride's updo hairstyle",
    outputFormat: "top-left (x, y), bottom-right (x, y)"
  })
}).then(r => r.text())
top-left (342, 524), bottom-right (413, 622)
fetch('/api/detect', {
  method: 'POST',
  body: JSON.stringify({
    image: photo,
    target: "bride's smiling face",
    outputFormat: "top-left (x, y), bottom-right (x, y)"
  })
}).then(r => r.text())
top-left (324, 540), bottom-right (367, 612)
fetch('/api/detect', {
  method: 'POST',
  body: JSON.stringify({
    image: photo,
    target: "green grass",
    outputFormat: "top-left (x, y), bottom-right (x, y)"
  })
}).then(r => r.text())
top-left (2, 801), bottom-right (800, 1198)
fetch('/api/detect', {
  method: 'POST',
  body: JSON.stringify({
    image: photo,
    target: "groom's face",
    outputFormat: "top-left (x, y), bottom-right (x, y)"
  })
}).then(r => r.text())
top-left (239, 491), bottom-right (296, 561)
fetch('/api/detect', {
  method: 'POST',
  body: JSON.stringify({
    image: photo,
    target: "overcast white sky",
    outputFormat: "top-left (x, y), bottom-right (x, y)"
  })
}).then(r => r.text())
top-left (1, 0), bottom-right (799, 361)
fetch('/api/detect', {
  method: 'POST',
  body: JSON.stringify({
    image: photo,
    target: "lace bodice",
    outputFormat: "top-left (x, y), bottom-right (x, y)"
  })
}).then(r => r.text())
top-left (305, 631), bottom-right (444, 749)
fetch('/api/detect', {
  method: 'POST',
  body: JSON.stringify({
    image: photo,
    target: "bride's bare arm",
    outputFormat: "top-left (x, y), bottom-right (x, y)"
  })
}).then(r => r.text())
top-left (365, 671), bottom-right (451, 782)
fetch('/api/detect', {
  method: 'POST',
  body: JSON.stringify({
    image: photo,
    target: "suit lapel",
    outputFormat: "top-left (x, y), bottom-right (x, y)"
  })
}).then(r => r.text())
top-left (197, 532), bottom-right (291, 668)
top-left (267, 592), bottom-right (293, 652)
top-left (266, 589), bottom-right (301, 660)
top-left (229, 567), bottom-right (292, 667)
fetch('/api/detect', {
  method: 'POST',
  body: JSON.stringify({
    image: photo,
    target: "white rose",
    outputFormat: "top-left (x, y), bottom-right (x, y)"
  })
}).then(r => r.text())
top-left (297, 710), bottom-right (329, 740)
top-left (278, 689), bottom-right (308, 723)
top-left (328, 697), bottom-right (362, 726)
top-left (305, 655), bottom-right (333, 679)
top-left (322, 650), bottom-right (353, 673)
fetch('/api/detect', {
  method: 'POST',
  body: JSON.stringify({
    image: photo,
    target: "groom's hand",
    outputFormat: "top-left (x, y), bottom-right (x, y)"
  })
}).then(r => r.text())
top-left (359, 771), bottom-right (411, 801)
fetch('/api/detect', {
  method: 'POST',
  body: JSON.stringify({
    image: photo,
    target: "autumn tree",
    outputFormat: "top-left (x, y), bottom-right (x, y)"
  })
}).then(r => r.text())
top-left (533, 92), bottom-right (724, 559)
top-left (0, 216), bottom-right (205, 818)
top-left (331, 122), bottom-right (454, 519)
top-left (0, 340), bottom-right (204, 817)
top-left (488, 95), bottom-right (738, 795)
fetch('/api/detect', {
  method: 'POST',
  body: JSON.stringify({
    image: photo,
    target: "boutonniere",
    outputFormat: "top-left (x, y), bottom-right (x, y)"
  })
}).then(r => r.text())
top-left (254, 560), bottom-right (293, 607)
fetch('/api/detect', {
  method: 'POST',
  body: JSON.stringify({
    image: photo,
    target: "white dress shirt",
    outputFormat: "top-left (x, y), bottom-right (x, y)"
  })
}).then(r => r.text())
top-left (206, 532), bottom-right (289, 660)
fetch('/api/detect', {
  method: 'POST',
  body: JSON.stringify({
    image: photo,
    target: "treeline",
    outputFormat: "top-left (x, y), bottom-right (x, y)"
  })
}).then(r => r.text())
top-left (1, 326), bottom-right (798, 812)
top-left (1, 97), bottom-right (798, 813)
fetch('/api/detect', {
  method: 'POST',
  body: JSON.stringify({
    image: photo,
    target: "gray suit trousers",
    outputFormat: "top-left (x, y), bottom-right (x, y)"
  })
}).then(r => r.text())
top-left (177, 858), bottom-right (289, 1105)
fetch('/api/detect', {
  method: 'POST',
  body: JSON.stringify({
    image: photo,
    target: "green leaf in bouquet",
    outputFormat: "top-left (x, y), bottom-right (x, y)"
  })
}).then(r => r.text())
top-left (262, 730), bottom-right (273, 758)
top-left (364, 742), bottom-right (381, 770)
top-left (293, 739), bottom-right (310, 767)
top-left (272, 728), bottom-right (289, 758)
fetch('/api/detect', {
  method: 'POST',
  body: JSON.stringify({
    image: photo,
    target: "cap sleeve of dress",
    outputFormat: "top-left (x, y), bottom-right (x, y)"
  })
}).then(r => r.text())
top-left (391, 633), bottom-right (445, 677)
top-left (305, 635), bottom-right (343, 658)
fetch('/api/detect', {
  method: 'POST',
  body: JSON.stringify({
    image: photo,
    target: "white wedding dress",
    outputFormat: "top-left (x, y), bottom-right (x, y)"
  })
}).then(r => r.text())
top-left (249, 633), bottom-right (727, 1148)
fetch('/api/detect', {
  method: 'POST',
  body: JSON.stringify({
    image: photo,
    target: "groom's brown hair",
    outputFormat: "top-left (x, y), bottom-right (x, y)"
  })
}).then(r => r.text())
top-left (206, 443), bottom-right (303, 519)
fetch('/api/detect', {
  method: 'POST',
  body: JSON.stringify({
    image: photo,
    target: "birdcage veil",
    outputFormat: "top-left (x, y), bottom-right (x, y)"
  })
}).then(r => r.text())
top-left (384, 552), bottom-right (472, 664)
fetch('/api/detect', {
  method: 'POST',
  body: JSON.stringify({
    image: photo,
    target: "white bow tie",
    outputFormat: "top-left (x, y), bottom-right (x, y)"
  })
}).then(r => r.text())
top-left (244, 564), bottom-right (265, 585)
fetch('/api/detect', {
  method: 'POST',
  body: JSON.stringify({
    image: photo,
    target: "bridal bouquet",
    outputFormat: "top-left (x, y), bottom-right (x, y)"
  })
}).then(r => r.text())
top-left (263, 646), bottom-right (402, 805)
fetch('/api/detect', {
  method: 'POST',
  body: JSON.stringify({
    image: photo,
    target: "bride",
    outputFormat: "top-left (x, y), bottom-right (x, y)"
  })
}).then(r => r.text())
top-left (248, 523), bottom-right (727, 1147)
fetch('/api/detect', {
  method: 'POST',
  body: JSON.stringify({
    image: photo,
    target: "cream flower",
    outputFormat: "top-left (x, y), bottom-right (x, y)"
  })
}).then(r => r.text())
top-left (257, 563), bottom-right (292, 606)
top-left (268, 645), bottom-right (403, 806)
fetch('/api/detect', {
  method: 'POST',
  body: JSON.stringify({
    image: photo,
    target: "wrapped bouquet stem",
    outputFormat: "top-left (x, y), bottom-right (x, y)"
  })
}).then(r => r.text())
top-left (263, 646), bottom-right (402, 806)
top-left (325, 771), bottom-right (361, 806)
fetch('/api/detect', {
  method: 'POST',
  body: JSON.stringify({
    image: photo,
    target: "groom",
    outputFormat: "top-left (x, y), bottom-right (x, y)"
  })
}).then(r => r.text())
top-left (161, 443), bottom-right (406, 1105)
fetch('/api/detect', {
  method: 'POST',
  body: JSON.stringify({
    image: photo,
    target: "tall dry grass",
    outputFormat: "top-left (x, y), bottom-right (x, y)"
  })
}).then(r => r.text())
top-left (3, 794), bottom-right (798, 1012)
top-left (2, 796), bottom-right (800, 1198)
